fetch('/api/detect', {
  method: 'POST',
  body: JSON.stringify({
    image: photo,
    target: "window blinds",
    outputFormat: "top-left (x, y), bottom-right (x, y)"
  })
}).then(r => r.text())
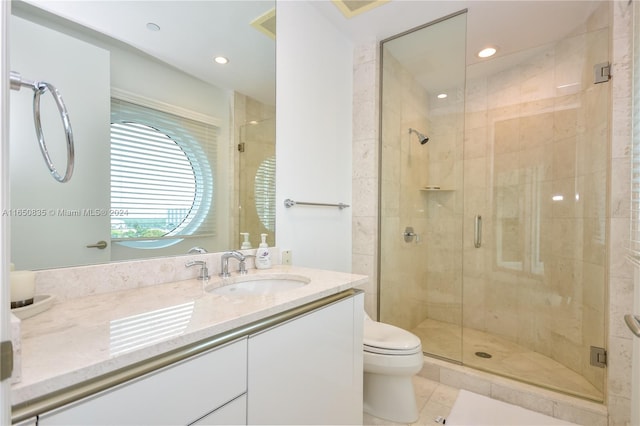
top-left (255, 155), bottom-right (276, 232)
top-left (110, 98), bottom-right (217, 242)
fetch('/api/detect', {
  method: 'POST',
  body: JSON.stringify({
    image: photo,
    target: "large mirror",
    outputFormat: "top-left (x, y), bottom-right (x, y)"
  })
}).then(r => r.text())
top-left (9, 0), bottom-right (276, 270)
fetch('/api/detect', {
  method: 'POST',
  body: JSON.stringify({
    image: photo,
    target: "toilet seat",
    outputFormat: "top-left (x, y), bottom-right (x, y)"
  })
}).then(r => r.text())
top-left (364, 319), bottom-right (421, 355)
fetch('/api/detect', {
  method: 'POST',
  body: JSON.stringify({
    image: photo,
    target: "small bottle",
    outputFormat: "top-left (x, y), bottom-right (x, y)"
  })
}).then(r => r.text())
top-left (240, 232), bottom-right (252, 250)
top-left (255, 233), bottom-right (271, 269)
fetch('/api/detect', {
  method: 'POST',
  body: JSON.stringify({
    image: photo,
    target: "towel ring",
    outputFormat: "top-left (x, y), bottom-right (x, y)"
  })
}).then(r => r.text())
top-left (10, 71), bottom-right (75, 183)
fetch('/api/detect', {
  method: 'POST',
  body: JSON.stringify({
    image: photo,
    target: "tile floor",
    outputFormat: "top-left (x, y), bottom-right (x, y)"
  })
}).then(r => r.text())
top-left (363, 375), bottom-right (458, 425)
top-left (363, 361), bottom-right (608, 426)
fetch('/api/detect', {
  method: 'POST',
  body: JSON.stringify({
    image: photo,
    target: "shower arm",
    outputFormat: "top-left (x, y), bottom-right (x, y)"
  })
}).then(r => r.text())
top-left (408, 128), bottom-right (429, 144)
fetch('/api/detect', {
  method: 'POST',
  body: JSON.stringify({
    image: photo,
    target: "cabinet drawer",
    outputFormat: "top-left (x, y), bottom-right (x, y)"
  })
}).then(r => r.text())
top-left (39, 338), bottom-right (247, 425)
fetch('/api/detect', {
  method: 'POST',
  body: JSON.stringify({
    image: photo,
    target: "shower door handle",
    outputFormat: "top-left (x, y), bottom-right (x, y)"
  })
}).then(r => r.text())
top-left (474, 215), bottom-right (482, 248)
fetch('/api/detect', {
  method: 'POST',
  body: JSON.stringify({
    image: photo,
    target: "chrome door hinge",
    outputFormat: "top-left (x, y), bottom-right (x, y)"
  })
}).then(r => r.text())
top-left (594, 62), bottom-right (611, 84)
top-left (0, 340), bottom-right (13, 381)
top-left (590, 346), bottom-right (607, 368)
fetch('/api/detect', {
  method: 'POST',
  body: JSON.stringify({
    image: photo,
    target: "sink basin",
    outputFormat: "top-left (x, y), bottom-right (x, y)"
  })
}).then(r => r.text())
top-left (210, 275), bottom-right (310, 296)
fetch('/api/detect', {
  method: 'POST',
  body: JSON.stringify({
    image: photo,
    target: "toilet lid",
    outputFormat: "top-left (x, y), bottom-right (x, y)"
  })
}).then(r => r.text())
top-left (363, 319), bottom-right (421, 353)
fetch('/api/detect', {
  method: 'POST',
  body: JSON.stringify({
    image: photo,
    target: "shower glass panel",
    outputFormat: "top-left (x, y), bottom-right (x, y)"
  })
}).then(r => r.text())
top-left (462, 3), bottom-right (608, 402)
top-left (379, 2), bottom-right (608, 403)
top-left (379, 12), bottom-right (467, 363)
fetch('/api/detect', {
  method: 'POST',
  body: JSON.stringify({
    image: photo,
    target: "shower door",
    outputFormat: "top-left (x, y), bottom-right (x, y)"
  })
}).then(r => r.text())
top-left (379, 2), bottom-right (609, 402)
top-left (461, 3), bottom-right (609, 402)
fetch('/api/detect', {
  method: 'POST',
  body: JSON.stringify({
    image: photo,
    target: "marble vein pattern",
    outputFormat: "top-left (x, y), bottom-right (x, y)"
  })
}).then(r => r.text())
top-left (12, 264), bottom-right (367, 405)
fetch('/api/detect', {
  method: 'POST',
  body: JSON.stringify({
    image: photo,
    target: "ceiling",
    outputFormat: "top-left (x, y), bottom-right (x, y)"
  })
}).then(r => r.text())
top-left (19, 0), bottom-right (277, 105)
top-left (312, 0), bottom-right (601, 65)
top-left (19, 0), bottom-right (602, 104)
top-left (314, 0), bottom-right (602, 94)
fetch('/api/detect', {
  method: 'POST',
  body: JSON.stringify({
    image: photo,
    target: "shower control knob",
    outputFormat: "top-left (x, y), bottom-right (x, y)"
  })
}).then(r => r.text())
top-left (403, 226), bottom-right (418, 243)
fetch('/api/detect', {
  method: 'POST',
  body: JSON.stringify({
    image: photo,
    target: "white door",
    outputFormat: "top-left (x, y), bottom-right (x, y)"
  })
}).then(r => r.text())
top-left (9, 15), bottom-right (111, 270)
top-left (1, 2), bottom-right (13, 425)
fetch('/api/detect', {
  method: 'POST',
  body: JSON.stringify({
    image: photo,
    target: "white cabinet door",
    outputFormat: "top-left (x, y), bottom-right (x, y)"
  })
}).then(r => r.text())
top-left (39, 338), bottom-right (247, 425)
top-left (190, 394), bottom-right (246, 426)
top-left (247, 293), bottom-right (363, 425)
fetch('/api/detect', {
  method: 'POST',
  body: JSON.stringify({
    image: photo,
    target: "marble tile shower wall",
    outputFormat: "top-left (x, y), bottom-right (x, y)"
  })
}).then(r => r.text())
top-left (351, 44), bottom-right (380, 318)
top-left (379, 51), bottom-right (462, 331)
top-left (462, 10), bottom-right (609, 395)
top-left (423, 87), bottom-right (465, 331)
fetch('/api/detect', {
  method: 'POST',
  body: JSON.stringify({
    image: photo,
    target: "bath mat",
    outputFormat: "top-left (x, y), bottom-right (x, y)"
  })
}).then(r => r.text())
top-left (446, 390), bottom-right (578, 426)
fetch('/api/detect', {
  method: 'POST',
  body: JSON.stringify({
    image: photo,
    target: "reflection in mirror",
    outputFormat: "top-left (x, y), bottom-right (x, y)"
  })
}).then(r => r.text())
top-left (234, 94), bottom-right (276, 250)
top-left (9, 1), bottom-right (276, 270)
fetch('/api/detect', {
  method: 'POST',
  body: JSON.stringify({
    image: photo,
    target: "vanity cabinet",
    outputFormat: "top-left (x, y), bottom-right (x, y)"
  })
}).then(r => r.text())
top-left (31, 290), bottom-right (364, 426)
top-left (247, 293), bottom-right (364, 424)
top-left (38, 338), bottom-right (248, 425)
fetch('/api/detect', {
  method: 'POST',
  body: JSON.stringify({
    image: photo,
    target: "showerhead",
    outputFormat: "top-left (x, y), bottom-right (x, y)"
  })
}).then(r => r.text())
top-left (409, 128), bottom-right (429, 145)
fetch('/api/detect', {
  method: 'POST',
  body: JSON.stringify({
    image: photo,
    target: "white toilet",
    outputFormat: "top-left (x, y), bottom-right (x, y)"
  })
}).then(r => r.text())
top-left (363, 312), bottom-right (424, 423)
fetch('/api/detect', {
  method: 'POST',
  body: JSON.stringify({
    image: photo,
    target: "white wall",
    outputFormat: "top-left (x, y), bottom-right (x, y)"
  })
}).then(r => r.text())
top-left (275, 1), bottom-right (354, 272)
top-left (0, 1), bottom-right (12, 423)
top-left (10, 15), bottom-right (112, 270)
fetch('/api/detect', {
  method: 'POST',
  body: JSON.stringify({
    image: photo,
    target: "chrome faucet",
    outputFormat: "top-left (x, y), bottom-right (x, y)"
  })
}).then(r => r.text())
top-left (220, 251), bottom-right (246, 278)
top-left (185, 260), bottom-right (209, 280)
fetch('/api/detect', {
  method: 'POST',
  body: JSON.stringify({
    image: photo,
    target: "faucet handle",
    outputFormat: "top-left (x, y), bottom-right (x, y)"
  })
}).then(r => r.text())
top-left (238, 254), bottom-right (256, 275)
top-left (185, 260), bottom-right (209, 281)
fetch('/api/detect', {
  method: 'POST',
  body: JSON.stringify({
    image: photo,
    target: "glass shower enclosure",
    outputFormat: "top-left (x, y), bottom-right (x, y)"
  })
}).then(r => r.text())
top-left (379, 3), bottom-right (609, 402)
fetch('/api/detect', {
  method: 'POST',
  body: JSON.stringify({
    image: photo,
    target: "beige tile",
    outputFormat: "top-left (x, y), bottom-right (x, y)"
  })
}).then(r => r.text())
top-left (414, 317), bottom-right (603, 402)
top-left (414, 400), bottom-right (452, 426)
top-left (552, 401), bottom-right (608, 426)
top-left (490, 382), bottom-right (555, 417)
top-left (440, 368), bottom-right (491, 396)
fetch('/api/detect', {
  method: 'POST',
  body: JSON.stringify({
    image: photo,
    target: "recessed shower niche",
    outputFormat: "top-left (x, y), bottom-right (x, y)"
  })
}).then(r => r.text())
top-left (379, 4), bottom-right (609, 402)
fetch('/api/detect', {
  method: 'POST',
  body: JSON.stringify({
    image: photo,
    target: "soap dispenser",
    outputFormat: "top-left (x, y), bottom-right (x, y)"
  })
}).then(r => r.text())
top-left (240, 232), bottom-right (252, 250)
top-left (255, 233), bottom-right (271, 269)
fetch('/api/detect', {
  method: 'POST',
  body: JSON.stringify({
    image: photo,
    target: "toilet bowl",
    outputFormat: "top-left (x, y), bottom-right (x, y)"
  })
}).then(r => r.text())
top-left (363, 313), bottom-right (423, 423)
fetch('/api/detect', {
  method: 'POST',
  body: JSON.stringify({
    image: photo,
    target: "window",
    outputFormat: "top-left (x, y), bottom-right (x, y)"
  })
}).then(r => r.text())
top-left (110, 98), bottom-right (217, 248)
top-left (255, 155), bottom-right (276, 232)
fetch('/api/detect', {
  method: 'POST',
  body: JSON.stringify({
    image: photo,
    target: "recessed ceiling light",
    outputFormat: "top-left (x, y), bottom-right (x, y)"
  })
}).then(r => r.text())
top-left (477, 46), bottom-right (497, 58)
top-left (146, 22), bottom-right (160, 32)
top-left (214, 56), bottom-right (229, 65)
top-left (437, 93), bottom-right (448, 99)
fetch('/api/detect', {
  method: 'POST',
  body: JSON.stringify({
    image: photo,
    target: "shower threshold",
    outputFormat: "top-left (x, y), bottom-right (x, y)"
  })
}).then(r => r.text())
top-left (411, 318), bottom-right (604, 402)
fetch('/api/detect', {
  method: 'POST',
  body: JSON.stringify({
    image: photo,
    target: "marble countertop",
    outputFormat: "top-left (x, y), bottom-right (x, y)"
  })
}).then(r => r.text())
top-left (12, 265), bottom-right (367, 406)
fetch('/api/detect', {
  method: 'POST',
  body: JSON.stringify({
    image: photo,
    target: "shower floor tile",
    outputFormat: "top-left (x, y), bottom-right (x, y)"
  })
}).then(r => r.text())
top-left (411, 318), bottom-right (603, 402)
